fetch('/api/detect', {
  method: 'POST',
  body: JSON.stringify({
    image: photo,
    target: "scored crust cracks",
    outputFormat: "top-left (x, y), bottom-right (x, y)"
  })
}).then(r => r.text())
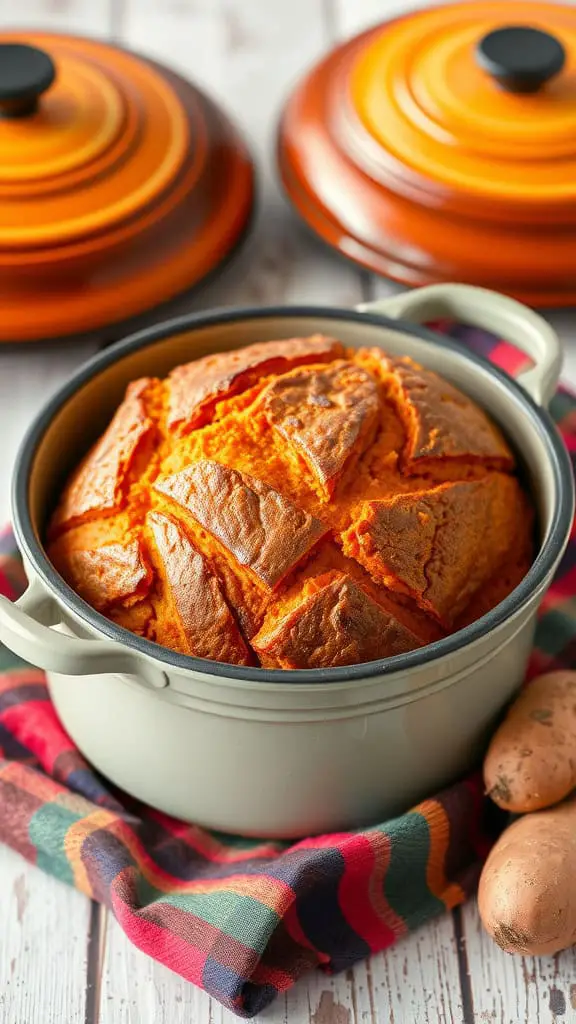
top-left (167, 335), bottom-right (343, 434)
top-left (253, 571), bottom-right (423, 669)
top-left (260, 362), bottom-right (380, 499)
top-left (50, 378), bottom-right (158, 535)
top-left (155, 460), bottom-right (327, 590)
top-left (47, 336), bottom-right (534, 670)
top-left (147, 512), bottom-right (251, 664)
top-left (59, 540), bottom-right (153, 611)
top-left (367, 352), bottom-right (515, 473)
top-left (342, 476), bottom-right (527, 629)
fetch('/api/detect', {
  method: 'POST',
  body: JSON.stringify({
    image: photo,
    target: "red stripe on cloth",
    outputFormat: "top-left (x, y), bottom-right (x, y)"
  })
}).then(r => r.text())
top-left (540, 565), bottom-right (576, 610)
top-left (0, 568), bottom-right (15, 600)
top-left (282, 901), bottom-right (330, 965)
top-left (334, 833), bottom-right (400, 951)
top-left (111, 885), bottom-right (209, 988)
top-left (1, 700), bottom-right (77, 775)
top-left (488, 341), bottom-right (531, 376)
top-left (290, 832), bottom-right (354, 852)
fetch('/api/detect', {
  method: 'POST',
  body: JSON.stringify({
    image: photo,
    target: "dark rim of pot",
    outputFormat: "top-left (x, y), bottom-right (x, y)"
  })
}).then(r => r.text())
top-left (12, 305), bottom-right (575, 686)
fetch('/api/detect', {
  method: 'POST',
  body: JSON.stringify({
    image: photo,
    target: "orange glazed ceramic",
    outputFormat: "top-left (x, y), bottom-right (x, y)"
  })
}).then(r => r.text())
top-left (0, 33), bottom-right (255, 343)
top-left (46, 336), bottom-right (533, 670)
top-left (278, 1), bottom-right (576, 306)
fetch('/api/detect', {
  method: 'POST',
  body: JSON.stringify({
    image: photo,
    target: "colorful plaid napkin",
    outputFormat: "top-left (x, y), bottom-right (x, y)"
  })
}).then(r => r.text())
top-left (1, 323), bottom-right (574, 1018)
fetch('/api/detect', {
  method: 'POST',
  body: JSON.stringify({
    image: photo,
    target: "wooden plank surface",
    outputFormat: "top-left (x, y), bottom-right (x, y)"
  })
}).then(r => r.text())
top-left (101, 910), bottom-right (465, 1024)
top-left (1, 0), bottom-right (576, 1021)
top-left (0, 843), bottom-right (92, 1024)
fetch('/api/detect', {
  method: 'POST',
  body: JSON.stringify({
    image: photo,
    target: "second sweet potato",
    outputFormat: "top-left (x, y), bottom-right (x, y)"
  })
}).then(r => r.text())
top-left (478, 796), bottom-right (576, 955)
top-left (484, 670), bottom-right (576, 813)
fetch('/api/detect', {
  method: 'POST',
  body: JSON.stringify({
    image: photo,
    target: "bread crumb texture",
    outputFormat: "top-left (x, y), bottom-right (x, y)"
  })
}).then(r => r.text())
top-left (47, 337), bottom-right (534, 669)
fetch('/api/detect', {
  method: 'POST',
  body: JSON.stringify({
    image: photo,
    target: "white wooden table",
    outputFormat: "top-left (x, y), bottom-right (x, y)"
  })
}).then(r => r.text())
top-left (2, 1), bottom-right (576, 1021)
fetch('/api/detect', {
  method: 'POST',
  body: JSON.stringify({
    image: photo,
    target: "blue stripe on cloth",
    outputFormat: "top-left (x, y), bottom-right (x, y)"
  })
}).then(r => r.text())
top-left (0, 531), bottom-right (16, 556)
top-left (203, 959), bottom-right (246, 1004)
top-left (0, 723), bottom-right (35, 763)
top-left (0, 683), bottom-right (49, 713)
top-left (293, 848), bottom-right (371, 970)
top-left (445, 325), bottom-right (498, 359)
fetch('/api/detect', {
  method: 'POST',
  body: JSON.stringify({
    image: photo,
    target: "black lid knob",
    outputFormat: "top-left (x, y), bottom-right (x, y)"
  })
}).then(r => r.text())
top-left (0, 43), bottom-right (56, 118)
top-left (476, 26), bottom-right (566, 94)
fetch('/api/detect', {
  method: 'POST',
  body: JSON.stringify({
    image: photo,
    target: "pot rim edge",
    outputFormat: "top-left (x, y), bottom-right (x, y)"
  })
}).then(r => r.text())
top-left (12, 303), bottom-right (575, 686)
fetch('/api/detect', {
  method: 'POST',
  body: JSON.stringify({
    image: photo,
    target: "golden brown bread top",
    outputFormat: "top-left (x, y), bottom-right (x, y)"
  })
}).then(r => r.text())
top-left (147, 512), bottom-right (251, 663)
top-left (155, 460), bottom-right (327, 590)
top-left (369, 353), bottom-right (514, 473)
top-left (342, 475), bottom-right (528, 629)
top-left (167, 335), bottom-right (343, 435)
top-left (57, 540), bottom-right (152, 612)
top-left (47, 335), bottom-right (533, 670)
top-left (260, 362), bottom-right (380, 498)
top-left (50, 379), bottom-right (157, 536)
top-left (253, 571), bottom-right (422, 669)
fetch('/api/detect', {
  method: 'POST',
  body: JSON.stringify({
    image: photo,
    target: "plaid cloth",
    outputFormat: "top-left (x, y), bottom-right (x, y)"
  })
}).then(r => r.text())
top-left (0, 323), bottom-right (574, 1018)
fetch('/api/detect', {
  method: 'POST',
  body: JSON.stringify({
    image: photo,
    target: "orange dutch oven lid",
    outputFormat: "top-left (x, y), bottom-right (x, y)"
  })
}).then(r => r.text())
top-left (278, 0), bottom-right (576, 306)
top-left (0, 32), bottom-right (255, 343)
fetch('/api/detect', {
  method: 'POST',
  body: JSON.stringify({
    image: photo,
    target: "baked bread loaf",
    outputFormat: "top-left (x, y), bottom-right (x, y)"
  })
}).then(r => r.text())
top-left (47, 336), bottom-right (533, 669)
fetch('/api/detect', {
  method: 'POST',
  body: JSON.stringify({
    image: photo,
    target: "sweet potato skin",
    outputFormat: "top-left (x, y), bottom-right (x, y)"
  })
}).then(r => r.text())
top-left (484, 671), bottom-right (576, 813)
top-left (478, 798), bottom-right (576, 956)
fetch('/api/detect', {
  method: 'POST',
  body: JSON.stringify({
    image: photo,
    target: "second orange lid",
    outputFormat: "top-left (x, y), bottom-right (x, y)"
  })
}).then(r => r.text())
top-left (278, 1), bottom-right (576, 305)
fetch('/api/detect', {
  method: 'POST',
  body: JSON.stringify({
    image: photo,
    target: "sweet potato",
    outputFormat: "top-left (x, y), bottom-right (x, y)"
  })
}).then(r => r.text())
top-left (484, 670), bottom-right (576, 813)
top-left (478, 797), bottom-right (576, 955)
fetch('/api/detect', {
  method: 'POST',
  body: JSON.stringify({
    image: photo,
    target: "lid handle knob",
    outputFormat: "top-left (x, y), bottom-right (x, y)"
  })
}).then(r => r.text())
top-left (0, 43), bottom-right (56, 118)
top-left (476, 26), bottom-right (566, 94)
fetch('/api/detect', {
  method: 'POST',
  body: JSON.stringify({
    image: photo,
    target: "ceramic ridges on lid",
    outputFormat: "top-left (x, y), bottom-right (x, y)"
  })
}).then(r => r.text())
top-left (349, 4), bottom-right (576, 208)
top-left (0, 36), bottom-right (189, 247)
top-left (278, 0), bottom-right (576, 305)
top-left (0, 45), bottom-right (129, 186)
top-left (0, 31), bottom-right (255, 342)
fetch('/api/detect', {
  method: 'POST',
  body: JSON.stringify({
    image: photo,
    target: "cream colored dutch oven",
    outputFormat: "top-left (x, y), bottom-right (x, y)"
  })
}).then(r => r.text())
top-left (0, 284), bottom-right (572, 838)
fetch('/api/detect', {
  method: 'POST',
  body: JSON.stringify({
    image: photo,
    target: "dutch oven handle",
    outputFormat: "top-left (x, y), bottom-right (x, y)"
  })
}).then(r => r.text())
top-left (0, 579), bottom-right (168, 690)
top-left (357, 283), bottom-right (562, 407)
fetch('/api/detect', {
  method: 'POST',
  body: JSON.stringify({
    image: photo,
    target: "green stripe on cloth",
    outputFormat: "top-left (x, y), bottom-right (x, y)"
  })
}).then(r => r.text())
top-left (135, 876), bottom-right (280, 954)
top-left (381, 812), bottom-right (445, 928)
top-left (535, 605), bottom-right (576, 655)
top-left (29, 804), bottom-right (81, 886)
top-left (549, 391), bottom-right (576, 421)
top-left (0, 646), bottom-right (29, 672)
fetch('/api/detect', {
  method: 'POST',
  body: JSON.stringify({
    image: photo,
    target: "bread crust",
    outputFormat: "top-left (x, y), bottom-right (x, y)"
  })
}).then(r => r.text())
top-left (47, 339), bottom-right (533, 669)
